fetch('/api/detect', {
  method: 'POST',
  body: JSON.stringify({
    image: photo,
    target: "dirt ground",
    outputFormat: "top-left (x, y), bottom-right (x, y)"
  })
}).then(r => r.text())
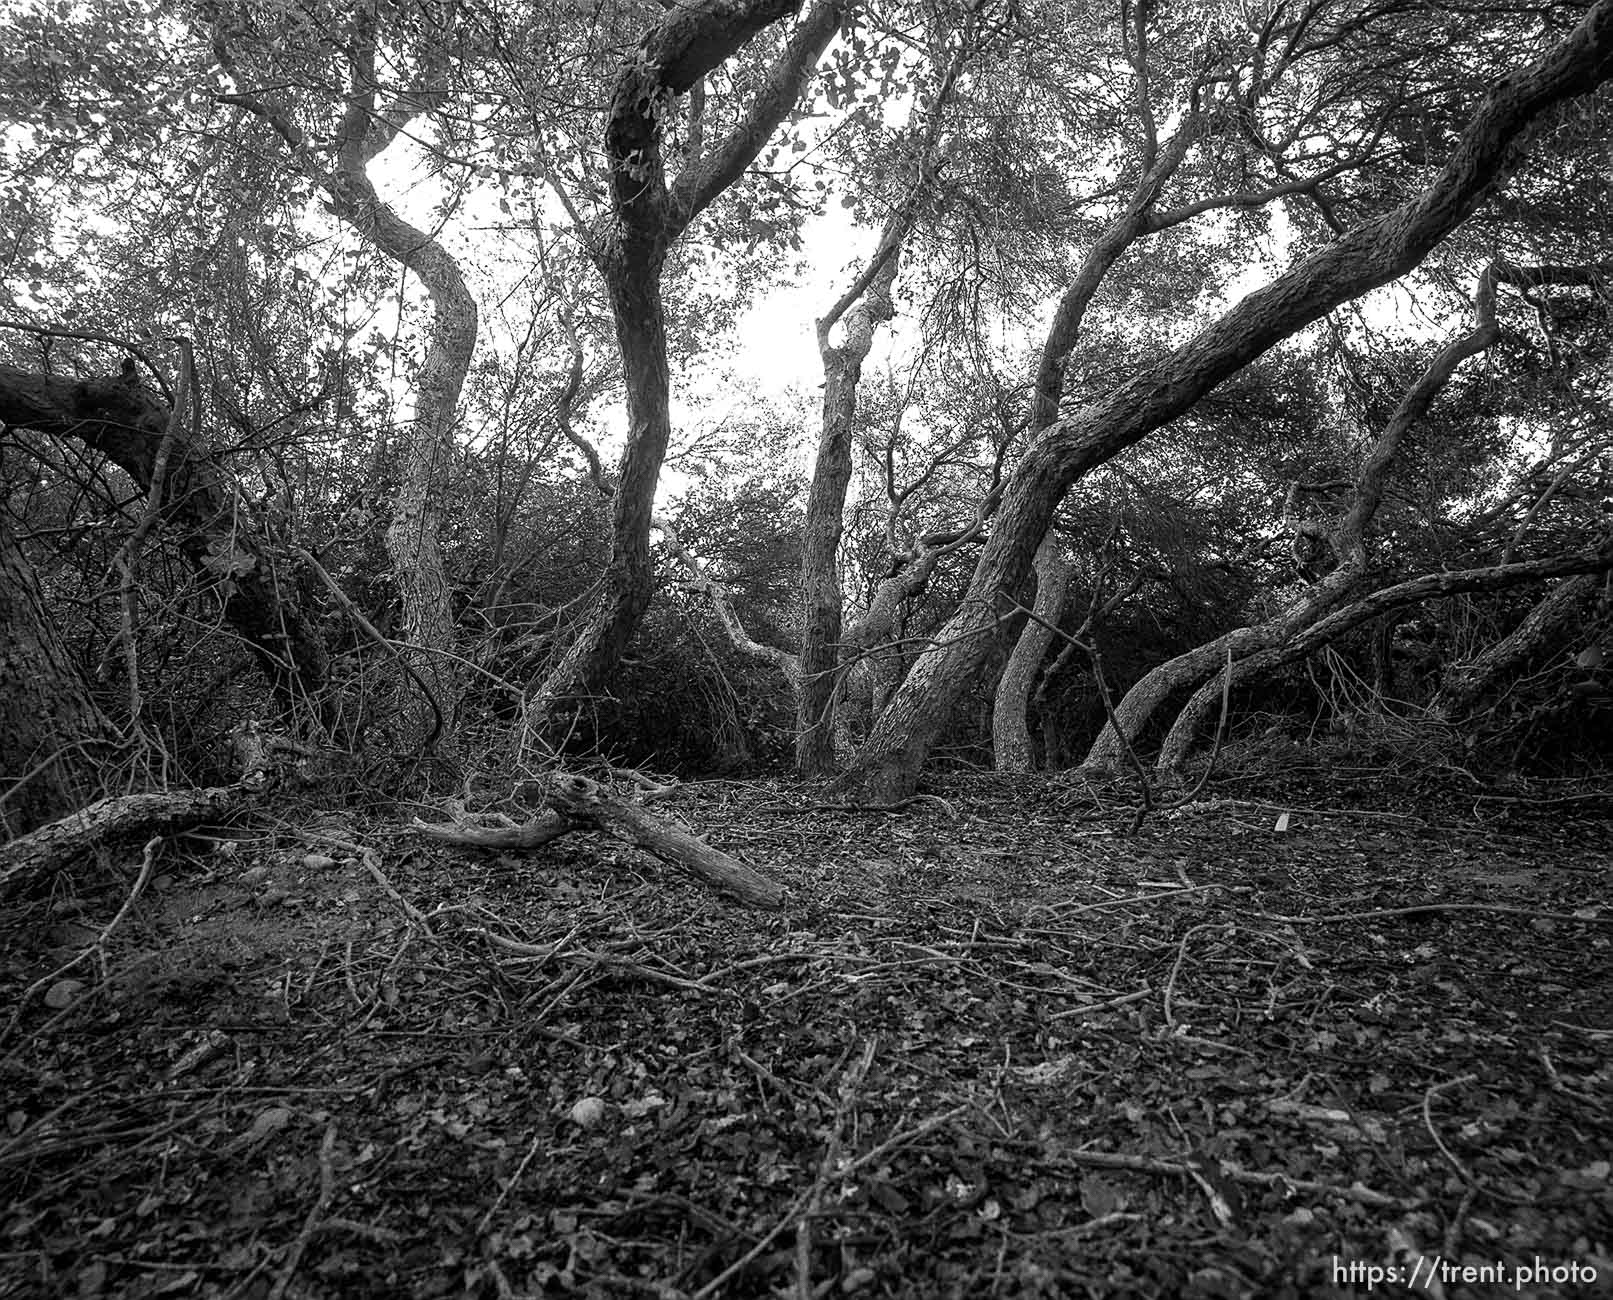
top-left (2, 767), bottom-right (1610, 1299)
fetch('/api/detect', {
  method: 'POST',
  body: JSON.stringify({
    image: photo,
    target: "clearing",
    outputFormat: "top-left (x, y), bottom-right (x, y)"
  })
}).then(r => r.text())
top-left (1, 768), bottom-right (1609, 1299)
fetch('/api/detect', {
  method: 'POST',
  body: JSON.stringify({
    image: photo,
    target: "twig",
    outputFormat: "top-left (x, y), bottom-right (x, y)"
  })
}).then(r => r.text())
top-left (1164, 924), bottom-right (1224, 1030)
top-left (1257, 903), bottom-right (1612, 925)
top-left (1054, 1148), bottom-right (1414, 1209)
top-left (291, 545), bottom-right (445, 753)
top-left (1422, 1074), bottom-right (1478, 1186)
top-left (0, 836), bottom-right (161, 1047)
top-left (267, 1120), bottom-right (338, 1300)
top-left (693, 1045), bottom-right (947, 1300)
top-left (476, 1130), bottom-right (547, 1236)
top-left (307, 834), bottom-right (436, 936)
top-left (1048, 987), bottom-right (1153, 1021)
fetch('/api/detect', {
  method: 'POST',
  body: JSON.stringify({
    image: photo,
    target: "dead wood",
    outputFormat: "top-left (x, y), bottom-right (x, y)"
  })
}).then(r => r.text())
top-left (411, 805), bottom-right (575, 850)
top-left (0, 782), bottom-right (257, 896)
top-left (413, 772), bottom-right (788, 909)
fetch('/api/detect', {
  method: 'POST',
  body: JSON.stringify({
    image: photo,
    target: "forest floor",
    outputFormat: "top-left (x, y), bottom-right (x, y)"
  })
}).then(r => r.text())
top-left (1, 765), bottom-right (1610, 1300)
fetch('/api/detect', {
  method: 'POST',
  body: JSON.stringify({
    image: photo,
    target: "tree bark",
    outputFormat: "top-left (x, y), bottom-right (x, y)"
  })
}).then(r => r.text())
top-left (795, 26), bottom-right (972, 774)
top-left (1433, 572), bottom-right (1597, 717)
top-left (0, 783), bottom-right (258, 897)
top-left (838, 6), bottom-right (1613, 802)
top-left (333, 56), bottom-right (475, 746)
top-left (992, 534), bottom-right (1072, 772)
top-left (0, 512), bottom-right (120, 837)
top-left (217, 19), bottom-right (475, 747)
top-left (0, 363), bottom-right (329, 715)
top-left (535, 254), bottom-right (672, 712)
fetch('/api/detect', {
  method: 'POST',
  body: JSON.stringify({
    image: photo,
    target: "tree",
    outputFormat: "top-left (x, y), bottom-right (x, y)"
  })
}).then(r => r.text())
top-left (1089, 261), bottom-right (1609, 770)
top-left (839, 2), bottom-right (1613, 801)
top-left (211, 3), bottom-right (476, 743)
top-left (530, 0), bottom-right (846, 727)
top-left (0, 352), bottom-right (330, 716)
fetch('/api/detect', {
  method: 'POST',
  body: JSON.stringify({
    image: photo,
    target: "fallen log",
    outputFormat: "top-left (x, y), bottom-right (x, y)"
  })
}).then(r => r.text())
top-left (413, 772), bottom-right (788, 909)
top-left (1, 722), bottom-right (279, 897)
top-left (547, 774), bottom-right (787, 908)
top-left (1, 782), bottom-right (256, 896)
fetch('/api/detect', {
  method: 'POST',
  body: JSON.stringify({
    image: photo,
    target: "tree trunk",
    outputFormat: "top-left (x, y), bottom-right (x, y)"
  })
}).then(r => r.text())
top-left (328, 137), bottom-right (477, 747)
top-left (217, 22), bottom-right (478, 747)
top-left (528, 0), bottom-right (842, 738)
top-left (0, 363), bottom-right (329, 716)
top-left (1106, 260), bottom-right (1602, 770)
top-left (838, 9), bottom-right (1613, 802)
top-left (0, 513), bottom-right (120, 837)
top-left (798, 251), bottom-right (899, 774)
top-left (1434, 572), bottom-right (1597, 717)
top-left (992, 534), bottom-right (1072, 772)
top-left (533, 253), bottom-right (670, 716)
top-left (1156, 548), bottom-right (1613, 766)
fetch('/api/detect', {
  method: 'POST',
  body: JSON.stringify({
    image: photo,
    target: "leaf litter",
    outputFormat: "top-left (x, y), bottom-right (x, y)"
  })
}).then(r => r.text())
top-left (0, 769), bottom-right (1609, 1299)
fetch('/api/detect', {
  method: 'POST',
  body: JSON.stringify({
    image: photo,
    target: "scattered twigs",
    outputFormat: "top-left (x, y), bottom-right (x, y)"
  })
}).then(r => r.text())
top-left (1257, 903), bottom-right (1612, 925)
top-left (308, 834), bottom-right (436, 936)
top-left (1054, 1148), bottom-right (1415, 1210)
top-left (0, 836), bottom-right (160, 1047)
top-left (692, 1085), bottom-right (970, 1300)
top-left (805, 793), bottom-right (957, 817)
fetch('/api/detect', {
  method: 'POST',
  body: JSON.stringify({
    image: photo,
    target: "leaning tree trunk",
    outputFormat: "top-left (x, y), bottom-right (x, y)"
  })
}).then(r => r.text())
top-left (0, 512), bottom-right (120, 837)
top-left (1155, 546), bottom-right (1613, 766)
top-left (992, 534), bottom-right (1072, 772)
top-left (838, 6), bottom-right (1613, 803)
top-left (0, 363), bottom-right (329, 716)
top-left (1434, 571), bottom-right (1598, 718)
top-left (986, 95), bottom-right (1201, 770)
top-left (1096, 259), bottom-right (1604, 772)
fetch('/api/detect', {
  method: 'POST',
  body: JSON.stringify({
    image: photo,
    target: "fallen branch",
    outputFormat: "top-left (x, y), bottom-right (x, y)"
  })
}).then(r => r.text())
top-left (1054, 1148), bottom-right (1415, 1210)
top-left (0, 783), bottom-right (257, 897)
top-left (412, 772), bottom-right (788, 909)
top-left (411, 803), bottom-right (574, 850)
top-left (547, 774), bottom-right (787, 909)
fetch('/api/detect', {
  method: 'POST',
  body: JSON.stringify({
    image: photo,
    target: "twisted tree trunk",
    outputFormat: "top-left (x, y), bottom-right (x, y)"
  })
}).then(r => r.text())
top-left (1433, 572), bottom-right (1598, 718)
top-left (530, 0), bottom-right (843, 733)
top-left (1155, 547), bottom-right (1613, 767)
top-left (992, 534), bottom-right (1072, 772)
